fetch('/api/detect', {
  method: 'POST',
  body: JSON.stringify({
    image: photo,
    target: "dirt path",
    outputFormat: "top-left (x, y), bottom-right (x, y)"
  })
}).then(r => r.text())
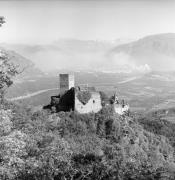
top-left (8, 88), bottom-right (59, 101)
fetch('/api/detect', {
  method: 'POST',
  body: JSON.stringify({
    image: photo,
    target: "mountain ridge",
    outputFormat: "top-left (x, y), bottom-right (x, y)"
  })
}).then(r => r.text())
top-left (108, 33), bottom-right (175, 71)
top-left (0, 46), bottom-right (44, 79)
top-left (2, 33), bottom-right (175, 73)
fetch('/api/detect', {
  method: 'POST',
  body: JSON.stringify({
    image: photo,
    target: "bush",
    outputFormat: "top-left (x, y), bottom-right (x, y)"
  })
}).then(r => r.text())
top-left (0, 109), bottom-right (13, 135)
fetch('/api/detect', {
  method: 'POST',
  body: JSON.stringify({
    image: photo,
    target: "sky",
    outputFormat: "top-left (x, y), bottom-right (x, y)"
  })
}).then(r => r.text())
top-left (0, 0), bottom-right (175, 44)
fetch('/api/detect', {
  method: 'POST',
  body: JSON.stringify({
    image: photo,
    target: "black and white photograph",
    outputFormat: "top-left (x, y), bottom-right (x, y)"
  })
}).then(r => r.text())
top-left (1, 0), bottom-right (175, 179)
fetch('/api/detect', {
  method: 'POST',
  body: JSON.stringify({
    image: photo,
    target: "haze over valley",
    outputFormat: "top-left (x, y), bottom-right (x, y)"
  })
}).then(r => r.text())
top-left (1, 0), bottom-right (175, 115)
top-left (2, 33), bottom-right (175, 115)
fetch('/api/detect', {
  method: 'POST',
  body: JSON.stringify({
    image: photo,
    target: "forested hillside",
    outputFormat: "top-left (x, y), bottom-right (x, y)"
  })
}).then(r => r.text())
top-left (1, 100), bottom-right (175, 180)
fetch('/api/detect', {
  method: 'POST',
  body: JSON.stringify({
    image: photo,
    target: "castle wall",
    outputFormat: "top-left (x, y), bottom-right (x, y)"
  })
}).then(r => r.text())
top-left (75, 92), bottom-right (102, 114)
top-left (114, 104), bottom-right (129, 115)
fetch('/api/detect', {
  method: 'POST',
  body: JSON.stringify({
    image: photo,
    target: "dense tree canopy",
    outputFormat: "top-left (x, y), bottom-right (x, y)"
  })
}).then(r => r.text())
top-left (0, 101), bottom-right (175, 180)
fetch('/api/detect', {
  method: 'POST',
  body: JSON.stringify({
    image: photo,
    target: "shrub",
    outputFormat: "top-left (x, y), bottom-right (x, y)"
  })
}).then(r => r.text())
top-left (0, 109), bottom-right (13, 135)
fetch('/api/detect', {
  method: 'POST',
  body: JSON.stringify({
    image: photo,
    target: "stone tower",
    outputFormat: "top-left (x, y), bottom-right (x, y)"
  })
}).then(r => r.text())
top-left (59, 74), bottom-right (75, 96)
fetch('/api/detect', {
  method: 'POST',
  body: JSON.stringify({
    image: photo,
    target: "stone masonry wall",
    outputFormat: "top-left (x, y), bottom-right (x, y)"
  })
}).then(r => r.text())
top-left (75, 92), bottom-right (102, 114)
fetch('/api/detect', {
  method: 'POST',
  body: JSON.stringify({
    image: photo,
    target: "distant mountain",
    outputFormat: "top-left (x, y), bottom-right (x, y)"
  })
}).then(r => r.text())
top-left (0, 39), bottom-right (135, 72)
top-left (0, 47), bottom-right (44, 80)
top-left (2, 34), bottom-right (175, 73)
top-left (1, 38), bottom-right (131, 55)
top-left (108, 33), bottom-right (175, 71)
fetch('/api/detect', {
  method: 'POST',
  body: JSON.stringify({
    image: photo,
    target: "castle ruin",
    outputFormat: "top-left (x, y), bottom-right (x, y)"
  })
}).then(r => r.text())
top-left (44, 74), bottom-right (102, 114)
top-left (113, 91), bottom-right (129, 115)
top-left (75, 88), bottom-right (102, 114)
top-left (44, 73), bottom-right (129, 115)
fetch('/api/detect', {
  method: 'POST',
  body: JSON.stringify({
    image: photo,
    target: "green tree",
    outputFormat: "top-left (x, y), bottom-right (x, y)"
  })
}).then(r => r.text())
top-left (0, 51), bottom-right (19, 102)
top-left (0, 16), bottom-right (5, 27)
top-left (0, 17), bottom-right (18, 102)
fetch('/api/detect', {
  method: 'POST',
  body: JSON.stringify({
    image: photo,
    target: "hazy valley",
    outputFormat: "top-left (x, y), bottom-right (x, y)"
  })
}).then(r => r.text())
top-left (3, 33), bottom-right (175, 117)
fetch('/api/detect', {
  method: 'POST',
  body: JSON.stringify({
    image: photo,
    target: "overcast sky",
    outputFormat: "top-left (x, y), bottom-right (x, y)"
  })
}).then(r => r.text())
top-left (0, 0), bottom-right (175, 44)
